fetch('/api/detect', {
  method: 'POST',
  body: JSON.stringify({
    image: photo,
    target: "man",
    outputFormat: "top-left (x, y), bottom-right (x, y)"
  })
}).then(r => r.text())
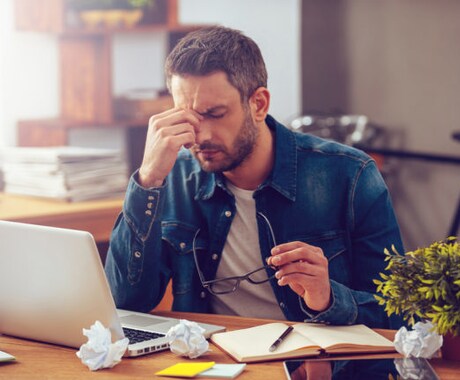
top-left (105, 26), bottom-right (403, 328)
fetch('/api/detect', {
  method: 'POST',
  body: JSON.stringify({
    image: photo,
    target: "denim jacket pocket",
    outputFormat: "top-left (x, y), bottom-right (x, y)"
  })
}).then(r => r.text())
top-left (292, 232), bottom-right (350, 286)
top-left (162, 223), bottom-right (208, 296)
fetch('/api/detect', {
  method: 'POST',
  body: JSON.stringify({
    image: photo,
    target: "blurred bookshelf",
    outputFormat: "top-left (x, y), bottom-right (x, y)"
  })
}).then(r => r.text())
top-left (15, 0), bottom-right (202, 173)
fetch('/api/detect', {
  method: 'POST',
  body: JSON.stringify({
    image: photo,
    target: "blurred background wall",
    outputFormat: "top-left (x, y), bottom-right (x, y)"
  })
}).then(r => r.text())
top-left (301, 0), bottom-right (460, 250)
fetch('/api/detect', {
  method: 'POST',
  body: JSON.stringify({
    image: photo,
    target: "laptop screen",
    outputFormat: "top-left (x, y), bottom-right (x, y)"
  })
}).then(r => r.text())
top-left (0, 221), bottom-right (124, 348)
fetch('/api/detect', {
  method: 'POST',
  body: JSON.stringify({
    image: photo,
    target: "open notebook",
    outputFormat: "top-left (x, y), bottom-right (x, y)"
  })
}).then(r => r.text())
top-left (211, 322), bottom-right (395, 363)
top-left (0, 221), bottom-right (225, 357)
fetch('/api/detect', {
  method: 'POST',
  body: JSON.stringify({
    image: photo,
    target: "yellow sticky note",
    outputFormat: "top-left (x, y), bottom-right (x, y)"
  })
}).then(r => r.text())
top-left (155, 362), bottom-right (216, 378)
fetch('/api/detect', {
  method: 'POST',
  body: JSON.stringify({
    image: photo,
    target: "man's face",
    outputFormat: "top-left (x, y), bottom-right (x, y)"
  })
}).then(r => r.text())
top-left (170, 72), bottom-right (258, 173)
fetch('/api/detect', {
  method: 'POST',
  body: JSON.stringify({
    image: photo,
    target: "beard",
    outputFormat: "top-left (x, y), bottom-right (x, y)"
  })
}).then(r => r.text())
top-left (191, 110), bottom-right (259, 173)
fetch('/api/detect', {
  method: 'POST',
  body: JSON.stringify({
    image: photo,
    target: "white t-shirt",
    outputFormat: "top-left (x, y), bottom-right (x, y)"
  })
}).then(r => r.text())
top-left (209, 182), bottom-right (286, 320)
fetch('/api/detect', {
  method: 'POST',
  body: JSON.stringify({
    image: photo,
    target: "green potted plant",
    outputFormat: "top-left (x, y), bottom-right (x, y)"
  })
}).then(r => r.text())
top-left (374, 237), bottom-right (460, 360)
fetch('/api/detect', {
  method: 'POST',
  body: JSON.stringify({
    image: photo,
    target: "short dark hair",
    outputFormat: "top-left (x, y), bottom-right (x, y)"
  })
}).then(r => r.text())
top-left (165, 26), bottom-right (267, 102)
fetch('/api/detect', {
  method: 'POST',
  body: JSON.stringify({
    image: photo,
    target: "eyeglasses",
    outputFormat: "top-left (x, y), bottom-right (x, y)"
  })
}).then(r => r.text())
top-left (192, 212), bottom-right (278, 295)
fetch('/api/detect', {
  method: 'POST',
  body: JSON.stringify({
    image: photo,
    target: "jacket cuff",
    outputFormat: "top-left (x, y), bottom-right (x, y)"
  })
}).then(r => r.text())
top-left (299, 280), bottom-right (357, 325)
top-left (123, 171), bottom-right (165, 241)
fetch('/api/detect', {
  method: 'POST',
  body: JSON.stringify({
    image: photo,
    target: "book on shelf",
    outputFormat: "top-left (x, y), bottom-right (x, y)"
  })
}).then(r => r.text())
top-left (0, 146), bottom-right (129, 202)
top-left (210, 322), bottom-right (395, 363)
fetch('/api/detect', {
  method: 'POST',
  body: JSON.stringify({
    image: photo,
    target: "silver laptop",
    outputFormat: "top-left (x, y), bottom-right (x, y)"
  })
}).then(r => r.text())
top-left (0, 220), bottom-right (225, 357)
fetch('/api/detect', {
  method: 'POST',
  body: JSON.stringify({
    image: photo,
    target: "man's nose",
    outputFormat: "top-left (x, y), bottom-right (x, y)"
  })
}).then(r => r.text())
top-left (195, 120), bottom-right (212, 144)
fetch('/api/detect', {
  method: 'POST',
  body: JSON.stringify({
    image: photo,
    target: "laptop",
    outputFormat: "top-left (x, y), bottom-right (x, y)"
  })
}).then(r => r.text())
top-left (0, 220), bottom-right (225, 357)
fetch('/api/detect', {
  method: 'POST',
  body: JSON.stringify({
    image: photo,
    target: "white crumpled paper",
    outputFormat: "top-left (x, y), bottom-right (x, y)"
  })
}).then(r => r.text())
top-left (166, 319), bottom-right (209, 359)
top-left (76, 321), bottom-right (129, 371)
top-left (394, 321), bottom-right (443, 359)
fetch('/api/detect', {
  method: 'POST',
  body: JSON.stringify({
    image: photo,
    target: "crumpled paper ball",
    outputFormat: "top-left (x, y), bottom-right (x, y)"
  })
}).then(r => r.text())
top-left (76, 320), bottom-right (129, 371)
top-left (166, 319), bottom-right (209, 359)
top-left (394, 321), bottom-right (443, 359)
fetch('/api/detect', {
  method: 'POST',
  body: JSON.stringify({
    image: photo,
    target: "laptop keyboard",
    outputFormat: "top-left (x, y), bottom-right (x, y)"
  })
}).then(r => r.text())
top-left (123, 327), bottom-right (165, 344)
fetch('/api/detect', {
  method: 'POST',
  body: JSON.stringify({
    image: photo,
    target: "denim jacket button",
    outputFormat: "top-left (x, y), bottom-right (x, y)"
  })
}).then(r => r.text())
top-left (147, 202), bottom-right (153, 209)
top-left (179, 242), bottom-right (186, 250)
top-left (200, 291), bottom-right (206, 298)
top-left (279, 302), bottom-right (285, 308)
top-left (224, 211), bottom-right (232, 217)
top-left (211, 253), bottom-right (219, 260)
top-left (148, 195), bottom-right (154, 200)
top-left (134, 251), bottom-right (142, 258)
top-left (145, 210), bottom-right (152, 216)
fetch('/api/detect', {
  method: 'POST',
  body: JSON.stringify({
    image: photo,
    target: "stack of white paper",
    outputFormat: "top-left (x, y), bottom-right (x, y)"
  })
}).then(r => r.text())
top-left (0, 146), bottom-right (129, 202)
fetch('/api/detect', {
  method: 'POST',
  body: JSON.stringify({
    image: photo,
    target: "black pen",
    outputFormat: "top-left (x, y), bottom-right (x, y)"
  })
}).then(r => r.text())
top-left (268, 325), bottom-right (294, 352)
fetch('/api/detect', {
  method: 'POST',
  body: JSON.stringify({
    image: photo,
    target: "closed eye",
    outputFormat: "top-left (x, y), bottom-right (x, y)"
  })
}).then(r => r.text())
top-left (197, 106), bottom-right (227, 120)
top-left (207, 113), bottom-right (225, 119)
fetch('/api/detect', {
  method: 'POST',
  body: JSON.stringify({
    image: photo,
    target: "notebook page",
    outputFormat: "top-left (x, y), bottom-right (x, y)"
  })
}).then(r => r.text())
top-left (212, 323), bottom-right (319, 358)
top-left (293, 323), bottom-right (393, 350)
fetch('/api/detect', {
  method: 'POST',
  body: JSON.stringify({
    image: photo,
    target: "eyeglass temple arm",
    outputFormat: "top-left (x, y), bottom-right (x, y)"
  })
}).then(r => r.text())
top-left (256, 212), bottom-right (277, 247)
top-left (192, 228), bottom-right (208, 284)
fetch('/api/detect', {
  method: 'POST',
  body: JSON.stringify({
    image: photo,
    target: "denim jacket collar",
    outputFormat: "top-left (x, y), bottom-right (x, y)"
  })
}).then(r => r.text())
top-left (195, 114), bottom-right (297, 202)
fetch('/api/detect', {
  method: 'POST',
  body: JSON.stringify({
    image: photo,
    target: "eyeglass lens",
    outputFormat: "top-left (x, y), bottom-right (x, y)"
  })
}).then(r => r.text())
top-left (207, 266), bottom-right (276, 294)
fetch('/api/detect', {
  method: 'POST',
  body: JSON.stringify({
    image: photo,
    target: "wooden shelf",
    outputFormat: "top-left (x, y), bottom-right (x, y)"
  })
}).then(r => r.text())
top-left (60, 24), bottom-right (203, 36)
top-left (15, 0), bottom-right (178, 33)
top-left (18, 117), bottom-right (150, 138)
top-left (14, 0), bottom-right (196, 125)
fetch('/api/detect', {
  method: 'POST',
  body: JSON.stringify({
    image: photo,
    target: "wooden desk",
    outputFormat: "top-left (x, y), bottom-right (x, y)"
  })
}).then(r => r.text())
top-left (0, 312), bottom-right (459, 379)
top-left (0, 193), bottom-right (123, 243)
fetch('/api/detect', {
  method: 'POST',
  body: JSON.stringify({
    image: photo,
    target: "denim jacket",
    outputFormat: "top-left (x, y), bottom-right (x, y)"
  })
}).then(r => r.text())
top-left (105, 115), bottom-right (404, 328)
